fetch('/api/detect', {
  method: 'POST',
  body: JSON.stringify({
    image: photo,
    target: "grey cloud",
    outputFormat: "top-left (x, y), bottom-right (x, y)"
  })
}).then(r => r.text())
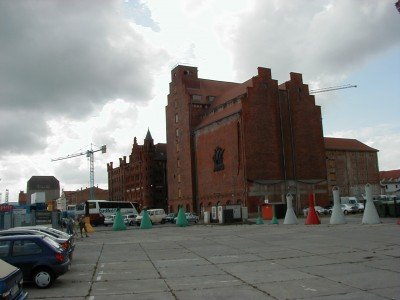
top-left (0, 0), bottom-right (167, 154)
top-left (0, 110), bottom-right (49, 155)
top-left (219, 0), bottom-right (400, 84)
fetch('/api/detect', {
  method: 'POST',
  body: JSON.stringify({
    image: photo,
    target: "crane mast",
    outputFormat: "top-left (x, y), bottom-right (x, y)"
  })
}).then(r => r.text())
top-left (52, 144), bottom-right (106, 200)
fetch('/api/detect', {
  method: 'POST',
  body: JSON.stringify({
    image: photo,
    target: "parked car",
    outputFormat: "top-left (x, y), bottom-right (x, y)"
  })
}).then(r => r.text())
top-left (303, 206), bottom-right (328, 216)
top-left (174, 213), bottom-right (199, 224)
top-left (13, 226), bottom-right (75, 259)
top-left (355, 202), bottom-right (364, 213)
top-left (0, 235), bottom-right (71, 288)
top-left (0, 229), bottom-right (74, 260)
top-left (0, 259), bottom-right (28, 300)
top-left (340, 204), bottom-right (357, 214)
top-left (124, 214), bottom-right (137, 226)
top-left (327, 204), bottom-right (358, 215)
top-left (136, 209), bottom-right (167, 225)
top-left (165, 213), bottom-right (176, 223)
top-left (104, 215), bottom-right (114, 226)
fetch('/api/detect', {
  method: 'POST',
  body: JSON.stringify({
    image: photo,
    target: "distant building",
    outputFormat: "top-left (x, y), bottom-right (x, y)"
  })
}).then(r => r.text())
top-left (325, 137), bottom-right (380, 201)
top-left (18, 191), bottom-right (28, 206)
top-left (26, 176), bottom-right (60, 204)
top-left (166, 65), bottom-right (328, 214)
top-left (107, 130), bottom-right (168, 210)
top-left (64, 187), bottom-right (109, 206)
top-left (379, 169), bottom-right (400, 196)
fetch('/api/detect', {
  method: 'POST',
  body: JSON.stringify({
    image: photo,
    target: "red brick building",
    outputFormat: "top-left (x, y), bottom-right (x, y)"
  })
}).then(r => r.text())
top-left (64, 187), bottom-right (109, 205)
top-left (166, 65), bottom-right (328, 214)
top-left (325, 137), bottom-right (380, 201)
top-left (107, 130), bottom-right (168, 210)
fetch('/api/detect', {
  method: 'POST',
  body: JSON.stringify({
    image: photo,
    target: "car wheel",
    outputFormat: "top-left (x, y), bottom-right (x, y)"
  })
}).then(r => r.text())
top-left (344, 210), bottom-right (348, 215)
top-left (104, 224), bottom-right (108, 227)
top-left (129, 221), bottom-right (134, 226)
top-left (33, 268), bottom-right (54, 289)
top-left (161, 219), bottom-right (165, 224)
top-left (329, 210), bottom-right (332, 215)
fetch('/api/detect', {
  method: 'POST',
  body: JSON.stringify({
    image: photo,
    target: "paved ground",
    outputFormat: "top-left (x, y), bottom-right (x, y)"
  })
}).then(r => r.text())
top-left (25, 215), bottom-right (400, 299)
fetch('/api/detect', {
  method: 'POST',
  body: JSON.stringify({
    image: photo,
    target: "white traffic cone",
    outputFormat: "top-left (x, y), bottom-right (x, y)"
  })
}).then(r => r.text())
top-left (330, 186), bottom-right (346, 225)
top-left (362, 183), bottom-right (380, 224)
top-left (283, 194), bottom-right (298, 225)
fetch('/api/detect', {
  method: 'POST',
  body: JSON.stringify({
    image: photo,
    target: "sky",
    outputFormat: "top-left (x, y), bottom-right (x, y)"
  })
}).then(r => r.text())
top-left (0, 0), bottom-right (399, 202)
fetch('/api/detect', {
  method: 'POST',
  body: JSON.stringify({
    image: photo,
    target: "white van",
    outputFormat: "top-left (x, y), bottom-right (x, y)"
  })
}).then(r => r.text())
top-left (135, 209), bottom-right (167, 225)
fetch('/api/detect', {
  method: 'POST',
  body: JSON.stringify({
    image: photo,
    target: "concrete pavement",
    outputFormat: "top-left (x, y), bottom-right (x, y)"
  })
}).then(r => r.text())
top-left (25, 215), bottom-right (400, 299)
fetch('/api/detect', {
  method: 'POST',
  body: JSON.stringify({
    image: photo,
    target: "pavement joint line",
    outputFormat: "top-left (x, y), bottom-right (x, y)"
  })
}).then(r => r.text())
top-left (175, 240), bottom-right (280, 300)
top-left (87, 242), bottom-right (105, 297)
top-left (139, 242), bottom-right (178, 300)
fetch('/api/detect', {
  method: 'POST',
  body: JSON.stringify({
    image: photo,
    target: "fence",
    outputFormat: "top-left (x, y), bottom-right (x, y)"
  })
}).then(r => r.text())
top-left (0, 211), bottom-right (61, 230)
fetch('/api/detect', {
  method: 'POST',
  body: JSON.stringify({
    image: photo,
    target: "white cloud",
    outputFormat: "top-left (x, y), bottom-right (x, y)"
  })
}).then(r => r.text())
top-left (327, 124), bottom-right (400, 171)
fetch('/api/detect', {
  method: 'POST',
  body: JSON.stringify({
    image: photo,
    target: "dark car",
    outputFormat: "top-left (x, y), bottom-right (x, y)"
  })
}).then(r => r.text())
top-left (0, 259), bottom-right (28, 300)
top-left (14, 226), bottom-right (75, 259)
top-left (165, 213), bottom-right (176, 223)
top-left (0, 229), bottom-right (74, 259)
top-left (0, 235), bottom-right (71, 288)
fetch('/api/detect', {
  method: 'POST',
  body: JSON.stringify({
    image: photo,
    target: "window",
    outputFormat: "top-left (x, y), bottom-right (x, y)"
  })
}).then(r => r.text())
top-left (178, 189), bottom-right (182, 198)
top-left (175, 114), bottom-right (179, 123)
top-left (0, 241), bottom-right (11, 258)
top-left (178, 174), bottom-right (181, 183)
top-left (213, 147), bottom-right (225, 171)
top-left (176, 128), bottom-right (179, 137)
top-left (12, 240), bottom-right (42, 256)
top-left (192, 94), bottom-right (202, 101)
top-left (177, 159), bottom-right (180, 167)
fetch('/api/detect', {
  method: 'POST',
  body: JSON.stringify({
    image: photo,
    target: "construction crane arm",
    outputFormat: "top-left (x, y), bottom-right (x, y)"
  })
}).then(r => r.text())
top-left (51, 151), bottom-right (87, 162)
top-left (310, 84), bottom-right (357, 94)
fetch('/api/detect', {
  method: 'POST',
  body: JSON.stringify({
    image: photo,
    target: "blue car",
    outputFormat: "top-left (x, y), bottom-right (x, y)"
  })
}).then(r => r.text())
top-left (0, 259), bottom-right (28, 300)
top-left (0, 235), bottom-right (71, 288)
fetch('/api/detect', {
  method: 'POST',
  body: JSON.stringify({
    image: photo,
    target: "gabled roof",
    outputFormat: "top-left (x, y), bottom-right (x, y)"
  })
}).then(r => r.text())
top-left (380, 169), bottom-right (400, 181)
top-left (324, 137), bottom-right (378, 152)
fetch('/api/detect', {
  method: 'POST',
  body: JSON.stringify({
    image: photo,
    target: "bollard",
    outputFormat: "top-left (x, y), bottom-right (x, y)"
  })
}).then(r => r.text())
top-left (330, 186), bottom-right (346, 225)
top-left (362, 183), bottom-right (380, 224)
top-left (283, 194), bottom-right (298, 225)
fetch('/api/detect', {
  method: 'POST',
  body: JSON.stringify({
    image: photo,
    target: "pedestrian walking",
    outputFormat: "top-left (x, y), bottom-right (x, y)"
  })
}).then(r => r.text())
top-left (66, 217), bottom-right (74, 235)
top-left (78, 215), bottom-right (89, 238)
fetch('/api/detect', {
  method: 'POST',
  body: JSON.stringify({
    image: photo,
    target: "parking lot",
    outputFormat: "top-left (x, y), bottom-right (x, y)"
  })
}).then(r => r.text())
top-left (24, 215), bottom-right (400, 299)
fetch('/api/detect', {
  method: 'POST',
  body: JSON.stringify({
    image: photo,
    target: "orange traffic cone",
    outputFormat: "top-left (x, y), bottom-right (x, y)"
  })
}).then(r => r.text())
top-left (305, 194), bottom-right (320, 225)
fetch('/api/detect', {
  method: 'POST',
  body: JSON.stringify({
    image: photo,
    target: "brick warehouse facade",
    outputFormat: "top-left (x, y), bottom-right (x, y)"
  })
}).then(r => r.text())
top-left (325, 137), bottom-right (380, 201)
top-left (107, 130), bottom-right (168, 211)
top-left (166, 65), bottom-right (328, 214)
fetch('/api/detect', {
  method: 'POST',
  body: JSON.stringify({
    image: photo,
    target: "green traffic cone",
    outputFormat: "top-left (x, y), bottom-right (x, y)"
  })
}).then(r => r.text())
top-left (113, 209), bottom-right (126, 231)
top-left (176, 206), bottom-right (188, 227)
top-left (256, 206), bottom-right (264, 225)
top-left (140, 210), bottom-right (152, 229)
top-left (270, 205), bottom-right (279, 225)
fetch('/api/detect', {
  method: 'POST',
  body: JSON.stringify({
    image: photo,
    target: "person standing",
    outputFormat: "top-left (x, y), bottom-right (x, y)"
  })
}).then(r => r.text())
top-left (66, 217), bottom-right (74, 235)
top-left (78, 215), bottom-right (89, 238)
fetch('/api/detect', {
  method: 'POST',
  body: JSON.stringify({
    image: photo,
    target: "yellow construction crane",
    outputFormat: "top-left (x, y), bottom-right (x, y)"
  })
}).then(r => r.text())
top-left (52, 144), bottom-right (106, 200)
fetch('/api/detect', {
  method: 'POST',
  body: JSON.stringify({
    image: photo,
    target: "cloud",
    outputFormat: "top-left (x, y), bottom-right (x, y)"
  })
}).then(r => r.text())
top-left (327, 124), bottom-right (400, 171)
top-left (217, 0), bottom-right (400, 85)
top-left (0, 0), bottom-right (168, 155)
